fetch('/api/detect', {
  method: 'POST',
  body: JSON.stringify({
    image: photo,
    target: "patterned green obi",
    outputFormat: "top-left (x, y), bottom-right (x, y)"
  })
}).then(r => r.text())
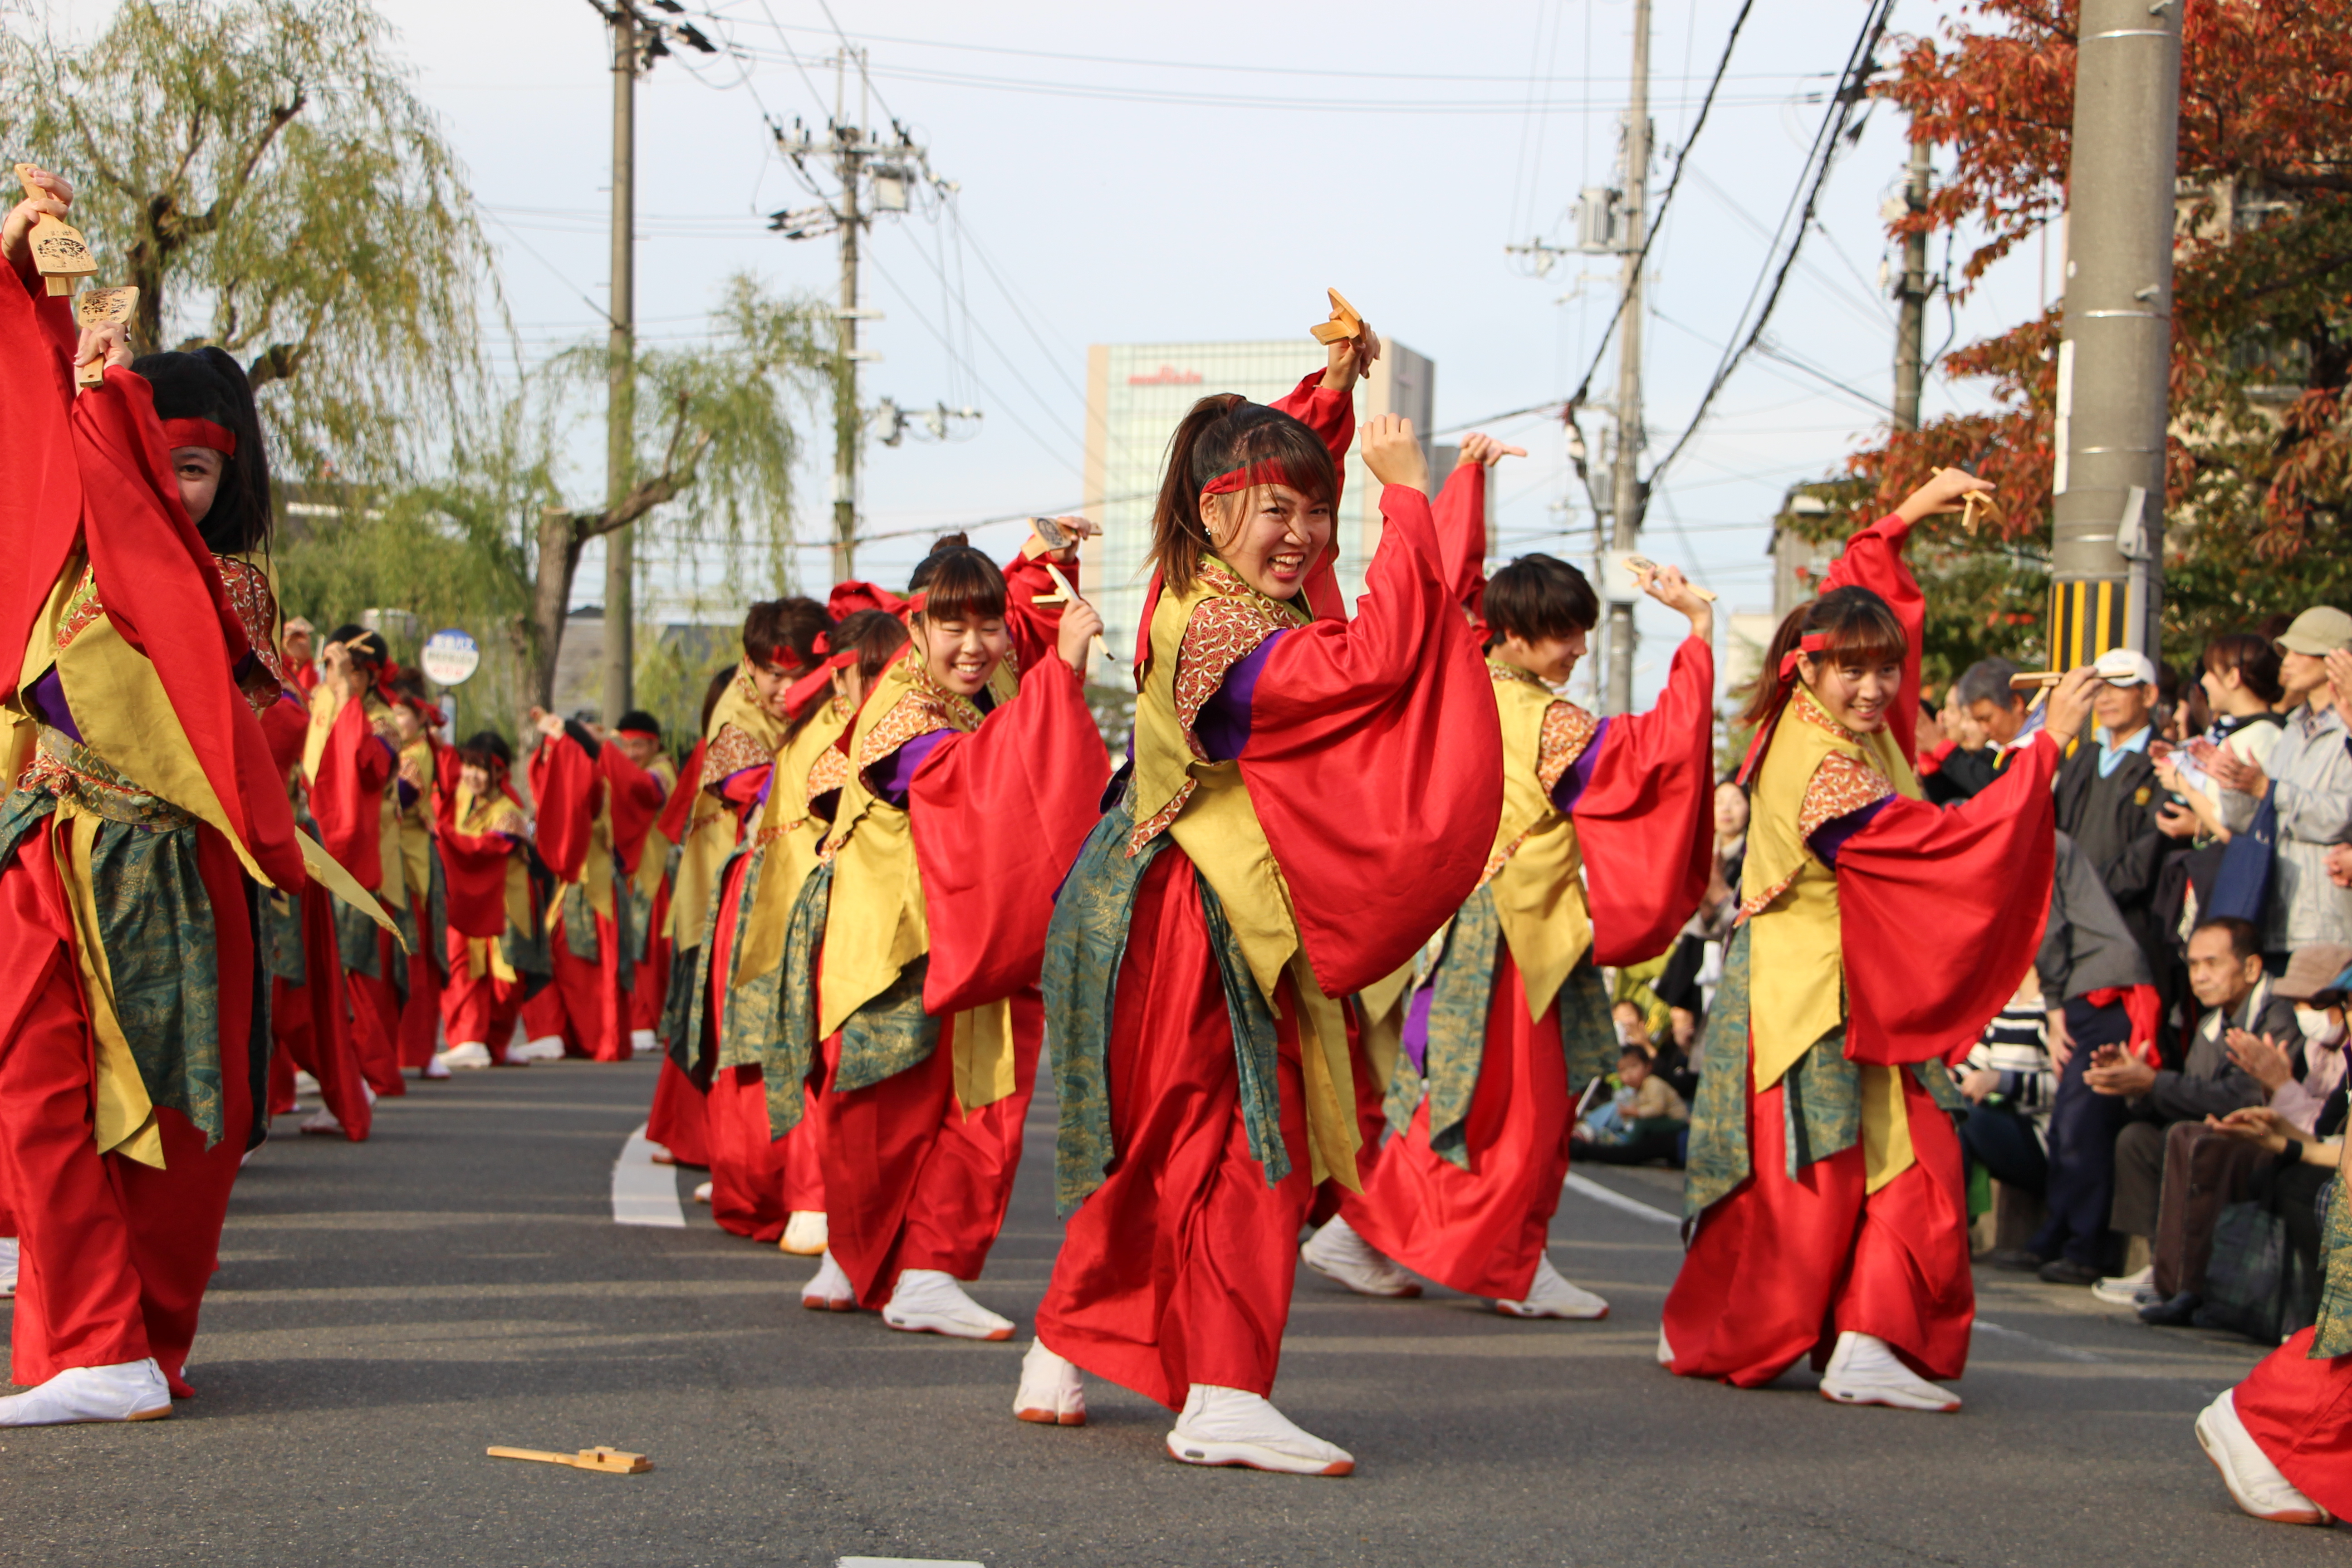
top-left (555, 851), bottom-right (635, 992)
top-left (758, 858), bottom-right (939, 1135)
top-left (1384, 883), bottom-right (1615, 1169)
top-left (2314, 1178), bottom-right (2351, 1358)
top-left (0, 780), bottom-right (229, 1147)
top-left (712, 840), bottom-right (776, 1073)
top-left (1040, 794), bottom-right (1292, 1218)
top-left (1683, 924), bottom-right (1965, 1219)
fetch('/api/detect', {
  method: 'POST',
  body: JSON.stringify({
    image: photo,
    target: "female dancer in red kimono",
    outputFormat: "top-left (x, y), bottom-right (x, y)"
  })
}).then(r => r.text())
top-left (1020, 322), bottom-right (1506, 1474)
top-left (436, 733), bottom-right (540, 1068)
top-left (610, 710), bottom-right (676, 1057)
top-left (304, 625), bottom-right (407, 1098)
top-left (784, 534), bottom-right (1104, 1336)
top-left (1309, 448), bottom-right (1716, 1318)
top-left (0, 167), bottom-right (343, 1422)
top-left (386, 672), bottom-right (451, 1079)
top-left (1659, 469), bottom-right (2096, 1411)
top-left (522, 708), bottom-right (662, 1062)
top-left (2193, 1105), bottom-right (2347, 1525)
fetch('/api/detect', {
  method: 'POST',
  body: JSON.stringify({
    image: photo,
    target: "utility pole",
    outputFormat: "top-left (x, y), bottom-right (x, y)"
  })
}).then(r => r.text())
top-left (1605, 0), bottom-right (1651, 717)
top-left (587, 2), bottom-right (713, 724)
top-left (1892, 137), bottom-right (1931, 432)
top-left (831, 54), bottom-right (866, 585)
top-left (2049, 0), bottom-right (2182, 664)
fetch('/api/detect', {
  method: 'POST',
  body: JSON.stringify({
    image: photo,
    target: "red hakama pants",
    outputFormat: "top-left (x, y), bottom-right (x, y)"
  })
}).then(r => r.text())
top-left (2236, 1328), bottom-right (2352, 1518)
top-left (814, 990), bottom-right (1041, 1309)
top-left (1662, 1064), bottom-right (1972, 1385)
top-left (438, 928), bottom-right (522, 1062)
top-left (630, 877), bottom-right (673, 1036)
top-left (699, 853), bottom-right (819, 1235)
top-left (0, 826), bottom-right (253, 1396)
top-left (1034, 851), bottom-right (1317, 1410)
top-left (397, 898), bottom-right (443, 1070)
top-left (1341, 949), bottom-right (1570, 1299)
top-left (271, 974), bottom-right (372, 1139)
top-left (646, 1055), bottom-right (709, 1165)
top-left (346, 922), bottom-right (407, 1098)
top-left (522, 911), bottom-right (630, 1061)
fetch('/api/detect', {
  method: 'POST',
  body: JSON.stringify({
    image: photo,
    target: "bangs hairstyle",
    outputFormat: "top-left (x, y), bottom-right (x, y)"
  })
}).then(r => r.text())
top-left (132, 347), bottom-right (273, 556)
top-left (742, 597), bottom-right (830, 672)
top-left (456, 730), bottom-right (512, 775)
top-left (1481, 554), bottom-right (1600, 649)
top-left (1740, 584), bottom-right (1907, 730)
top-left (907, 532), bottom-right (1008, 624)
top-left (2202, 631), bottom-right (2285, 705)
top-left (1147, 395), bottom-right (1338, 597)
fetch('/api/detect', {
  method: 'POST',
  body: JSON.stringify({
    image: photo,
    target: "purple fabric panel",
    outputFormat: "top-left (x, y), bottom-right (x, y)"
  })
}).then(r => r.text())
top-left (1196, 630), bottom-right (1286, 763)
top-left (755, 765), bottom-right (776, 808)
top-left (1810, 797), bottom-right (1892, 867)
top-left (1548, 714), bottom-right (1613, 814)
top-left (26, 667), bottom-right (79, 743)
top-left (397, 779), bottom-right (418, 809)
top-left (1401, 983), bottom-right (1436, 1077)
top-left (873, 728), bottom-right (953, 808)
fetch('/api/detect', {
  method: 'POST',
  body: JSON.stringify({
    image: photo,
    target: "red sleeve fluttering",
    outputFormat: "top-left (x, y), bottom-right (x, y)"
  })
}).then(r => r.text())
top-left (1574, 636), bottom-right (1716, 966)
top-left (655, 738), bottom-right (706, 844)
top-left (436, 814), bottom-right (516, 941)
top-left (907, 653), bottom-right (1111, 1018)
top-left (1430, 460), bottom-right (1490, 629)
top-left (1240, 483), bottom-right (1505, 998)
top-left (308, 698), bottom-right (392, 889)
top-left (599, 744), bottom-right (665, 876)
top-left (529, 730), bottom-right (601, 885)
top-left (1834, 731), bottom-right (2059, 1068)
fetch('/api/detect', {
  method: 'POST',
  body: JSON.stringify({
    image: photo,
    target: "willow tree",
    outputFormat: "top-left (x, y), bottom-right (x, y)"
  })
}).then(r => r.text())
top-left (0, 0), bottom-right (494, 475)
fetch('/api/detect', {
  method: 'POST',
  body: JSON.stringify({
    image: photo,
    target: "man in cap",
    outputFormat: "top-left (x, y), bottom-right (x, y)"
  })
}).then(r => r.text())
top-left (2208, 607), bottom-right (2352, 956)
top-left (2053, 645), bottom-right (2179, 1001)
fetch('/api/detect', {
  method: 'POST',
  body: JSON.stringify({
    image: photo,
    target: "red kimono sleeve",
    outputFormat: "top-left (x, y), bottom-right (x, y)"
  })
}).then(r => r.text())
top-left (1240, 483), bottom-right (1506, 998)
top-left (258, 691), bottom-right (308, 778)
top-left (1572, 636), bottom-right (1716, 966)
top-left (1430, 460), bottom-right (1490, 628)
top-left (656, 738), bottom-right (707, 844)
top-left (599, 745), bottom-right (665, 876)
top-left (1818, 511), bottom-right (1925, 767)
top-left (1833, 730), bottom-right (2060, 1068)
top-left (309, 697), bottom-right (393, 888)
top-left (529, 731), bottom-right (602, 885)
top-left (1000, 546), bottom-right (1072, 678)
top-left (908, 653), bottom-right (1112, 1017)
top-left (718, 764), bottom-right (769, 828)
top-left (437, 823), bottom-right (517, 940)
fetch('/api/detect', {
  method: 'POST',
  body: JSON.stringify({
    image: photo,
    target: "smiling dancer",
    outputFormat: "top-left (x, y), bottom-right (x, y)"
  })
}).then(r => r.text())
top-left (1659, 469), bottom-right (2095, 1412)
top-left (1019, 315), bottom-right (1505, 1475)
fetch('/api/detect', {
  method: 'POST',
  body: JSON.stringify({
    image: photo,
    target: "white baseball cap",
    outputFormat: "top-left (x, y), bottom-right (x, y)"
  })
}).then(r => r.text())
top-left (2091, 647), bottom-right (2158, 687)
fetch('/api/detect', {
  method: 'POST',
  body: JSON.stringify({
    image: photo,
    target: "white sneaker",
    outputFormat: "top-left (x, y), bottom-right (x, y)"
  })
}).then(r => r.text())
top-left (629, 1028), bottom-right (657, 1054)
top-left (442, 1041), bottom-right (494, 1070)
top-left (299, 1105), bottom-right (343, 1137)
top-left (421, 1054), bottom-right (452, 1080)
top-left (0, 1236), bottom-right (17, 1297)
top-left (1299, 1216), bottom-right (1422, 1298)
top-left (520, 1035), bottom-right (566, 1062)
top-left (1494, 1253), bottom-right (1610, 1319)
top-left (691, 1180), bottom-right (713, 1205)
top-left (1166, 1385), bottom-right (1354, 1476)
top-left (1656, 1326), bottom-right (1675, 1367)
top-left (2197, 1388), bottom-right (2332, 1524)
top-left (1818, 1330), bottom-right (1960, 1413)
top-left (0, 1358), bottom-right (172, 1425)
top-left (801, 1250), bottom-right (857, 1313)
top-left (292, 1069), bottom-right (322, 1095)
top-left (1014, 1338), bottom-right (1087, 1426)
top-left (884, 1268), bottom-right (1014, 1341)
top-left (2092, 1264), bottom-right (2160, 1308)
top-left (779, 1211), bottom-right (828, 1256)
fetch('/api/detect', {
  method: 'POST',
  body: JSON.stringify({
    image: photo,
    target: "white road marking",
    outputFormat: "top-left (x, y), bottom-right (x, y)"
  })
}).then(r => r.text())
top-left (839, 1559), bottom-right (986, 1567)
top-left (1972, 1318), bottom-right (2110, 1363)
top-left (1563, 1172), bottom-right (1681, 1227)
top-left (611, 1122), bottom-right (686, 1228)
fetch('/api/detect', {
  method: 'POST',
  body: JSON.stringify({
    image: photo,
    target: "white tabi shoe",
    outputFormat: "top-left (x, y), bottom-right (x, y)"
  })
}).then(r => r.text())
top-left (800, 1250), bottom-right (857, 1313)
top-left (1656, 1327), bottom-right (1675, 1367)
top-left (421, 1054), bottom-right (452, 1080)
top-left (779, 1211), bottom-right (828, 1256)
top-left (0, 1358), bottom-right (172, 1425)
top-left (442, 1041), bottom-right (494, 1070)
top-left (519, 1035), bottom-right (566, 1063)
top-left (1166, 1385), bottom-right (1354, 1476)
top-left (1013, 1338), bottom-right (1087, 1426)
top-left (628, 1028), bottom-right (658, 1055)
top-left (1818, 1330), bottom-right (1961, 1413)
top-left (1494, 1253), bottom-right (1610, 1320)
top-left (1299, 1216), bottom-right (1421, 1298)
top-left (883, 1268), bottom-right (1014, 1341)
top-left (0, 1236), bottom-right (18, 1297)
top-left (691, 1180), bottom-right (714, 1205)
top-left (292, 1069), bottom-right (322, 1095)
top-left (2197, 1388), bottom-right (2334, 1525)
top-left (299, 1105), bottom-right (343, 1137)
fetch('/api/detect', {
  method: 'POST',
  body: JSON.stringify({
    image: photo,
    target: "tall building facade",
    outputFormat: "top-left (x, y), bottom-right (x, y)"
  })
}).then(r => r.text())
top-left (1079, 338), bottom-right (1436, 664)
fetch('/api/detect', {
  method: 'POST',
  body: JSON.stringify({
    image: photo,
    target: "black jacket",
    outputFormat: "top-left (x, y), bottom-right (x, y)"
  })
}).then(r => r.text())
top-left (2053, 730), bottom-right (2176, 968)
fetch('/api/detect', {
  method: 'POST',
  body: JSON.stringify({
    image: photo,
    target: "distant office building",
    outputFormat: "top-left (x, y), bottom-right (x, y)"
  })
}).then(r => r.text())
top-left (1079, 338), bottom-right (1436, 662)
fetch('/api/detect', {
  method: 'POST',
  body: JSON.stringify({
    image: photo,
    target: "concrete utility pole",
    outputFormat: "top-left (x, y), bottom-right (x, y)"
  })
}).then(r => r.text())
top-left (1893, 138), bottom-right (1931, 433)
top-left (1605, 0), bottom-right (1651, 717)
top-left (2049, 0), bottom-right (2182, 663)
top-left (601, 6), bottom-right (637, 725)
top-left (831, 54), bottom-right (866, 585)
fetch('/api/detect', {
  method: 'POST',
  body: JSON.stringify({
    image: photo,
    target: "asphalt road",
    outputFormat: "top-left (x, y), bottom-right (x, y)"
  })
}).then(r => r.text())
top-left (1, 1057), bottom-right (2340, 1568)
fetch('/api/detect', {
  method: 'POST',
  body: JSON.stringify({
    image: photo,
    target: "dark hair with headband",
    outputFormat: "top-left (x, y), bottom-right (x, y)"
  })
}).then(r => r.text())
top-left (907, 532), bottom-right (1007, 626)
top-left (1146, 394), bottom-right (1338, 598)
top-left (784, 608), bottom-right (909, 744)
top-left (741, 597), bottom-right (830, 675)
top-left (1740, 585), bottom-right (1908, 731)
top-left (132, 347), bottom-right (273, 556)
top-left (456, 730), bottom-right (512, 775)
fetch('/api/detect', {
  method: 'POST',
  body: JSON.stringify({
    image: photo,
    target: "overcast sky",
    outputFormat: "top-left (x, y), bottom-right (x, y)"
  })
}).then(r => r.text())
top-left (66, 0), bottom-right (2059, 705)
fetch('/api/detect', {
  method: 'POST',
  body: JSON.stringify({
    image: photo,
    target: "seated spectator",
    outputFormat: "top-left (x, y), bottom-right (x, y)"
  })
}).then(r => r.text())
top-left (2001, 833), bottom-right (2156, 1284)
top-left (1657, 1004), bottom-right (1702, 1104)
top-left (2087, 916), bottom-right (2293, 1310)
top-left (1959, 973), bottom-right (2056, 1235)
top-left (1611, 1000), bottom-right (1652, 1052)
top-left (1572, 1044), bottom-right (1689, 1167)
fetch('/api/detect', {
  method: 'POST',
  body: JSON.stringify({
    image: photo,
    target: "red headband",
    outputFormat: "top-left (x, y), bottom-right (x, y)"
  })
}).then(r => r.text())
top-left (1774, 632), bottom-right (1832, 683)
top-left (1200, 461), bottom-right (1315, 498)
top-left (616, 723), bottom-right (660, 738)
top-left (162, 417), bottom-right (236, 456)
